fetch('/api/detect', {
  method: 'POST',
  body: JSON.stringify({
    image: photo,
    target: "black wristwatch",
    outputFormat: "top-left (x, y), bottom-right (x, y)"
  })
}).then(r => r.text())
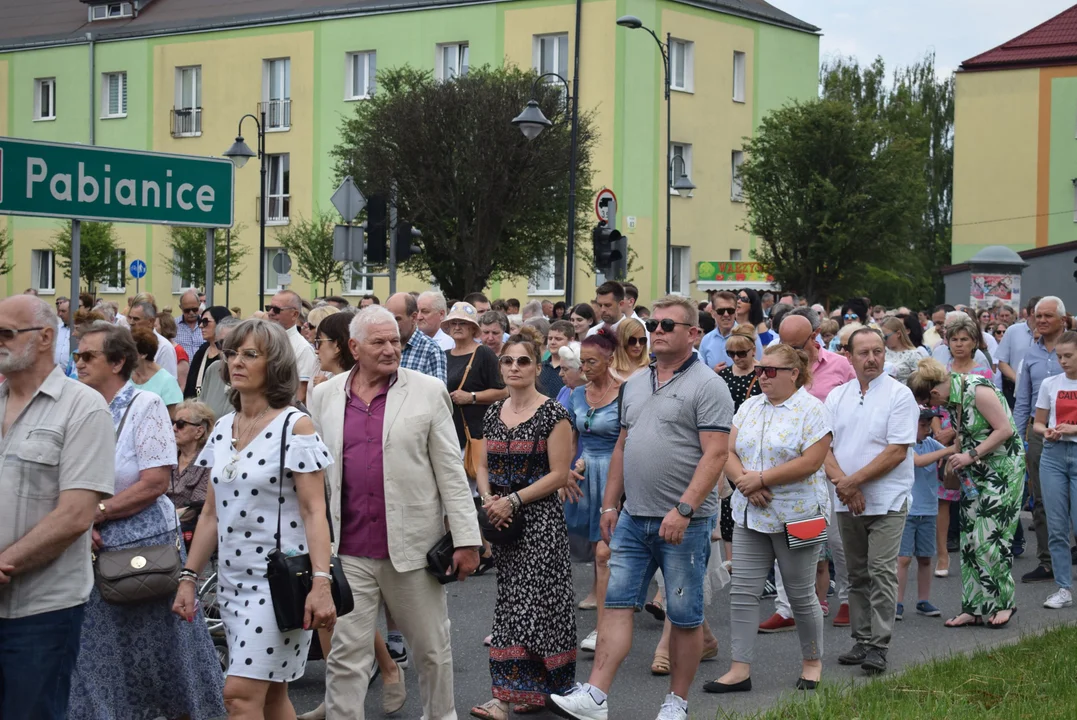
top-left (676, 502), bottom-right (694, 519)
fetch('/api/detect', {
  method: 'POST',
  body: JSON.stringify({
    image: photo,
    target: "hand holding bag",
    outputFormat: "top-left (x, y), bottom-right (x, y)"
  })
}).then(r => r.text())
top-left (425, 532), bottom-right (458, 585)
top-left (478, 418), bottom-right (544, 545)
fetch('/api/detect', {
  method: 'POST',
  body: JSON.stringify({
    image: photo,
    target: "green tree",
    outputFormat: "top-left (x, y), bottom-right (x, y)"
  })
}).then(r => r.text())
top-left (275, 211), bottom-right (343, 296)
top-left (0, 226), bottom-right (11, 276)
top-left (162, 224), bottom-right (250, 289)
top-left (741, 99), bottom-right (927, 305)
top-left (331, 65), bottom-right (597, 298)
top-left (50, 221), bottom-right (121, 293)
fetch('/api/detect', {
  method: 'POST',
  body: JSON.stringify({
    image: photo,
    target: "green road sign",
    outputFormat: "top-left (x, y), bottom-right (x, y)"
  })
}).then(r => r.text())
top-left (0, 137), bottom-right (234, 228)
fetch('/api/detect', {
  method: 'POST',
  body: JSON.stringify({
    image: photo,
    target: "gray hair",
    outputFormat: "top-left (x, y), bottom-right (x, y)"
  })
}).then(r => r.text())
top-left (220, 319), bottom-right (298, 410)
top-left (131, 301), bottom-right (156, 319)
top-left (479, 310), bottom-right (509, 333)
top-left (944, 312), bottom-right (980, 342)
top-left (26, 297), bottom-right (59, 354)
top-left (215, 316), bottom-right (239, 340)
top-left (558, 341), bottom-right (582, 370)
top-left (418, 290), bottom-right (447, 314)
top-left (82, 321), bottom-right (139, 381)
top-left (521, 300), bottom-right (544, 321)
top-left (524, 316), bottom-right (550, 338)
top-left (788, 306), bottom-right (820, 331)
top-left (274, 289), bottom-right (302, 311)
top-left (349, 305), bottom-right (399, 343)
top-left (769, 303), bottom-right (794, 333)
top-left (1036, 296), bottom-right (1067, 317)
top-left (94, 302), bottom-right (116, 323)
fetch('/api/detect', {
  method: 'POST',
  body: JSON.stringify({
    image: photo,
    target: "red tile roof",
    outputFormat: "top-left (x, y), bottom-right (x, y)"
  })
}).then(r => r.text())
top-left (962, 4), bottom-right (1077, 70)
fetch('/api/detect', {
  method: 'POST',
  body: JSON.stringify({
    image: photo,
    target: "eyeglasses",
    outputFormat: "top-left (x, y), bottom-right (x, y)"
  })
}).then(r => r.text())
top-left (198, 317), bottom-right (214, 327)
top-left (0, 327), bottom-right (45, 342)
top-left (712, 308), bottom-right (737, 316)
top-left (266, 305), bottom-right (296, 315)
top-left (645, 318), bottom-right (694, 333)
top-left (729, 350), bottom-right (751, 359)
top-left (172, 419), bottom-right (204, 430)
top-left (72, 350), bottom-right (103, 363)
top-left (313, 338), bottom-right (330, 349)
top-left (626, 336), bottom-right (647, 347)
top-left (754, 365), bottom-right (795, 378)
top-left (223, 349), bottom-right (262, 363)
top-left (181, 307), bottom-right (200, 314)
top-left (498, 356), bottom-right (534, 368)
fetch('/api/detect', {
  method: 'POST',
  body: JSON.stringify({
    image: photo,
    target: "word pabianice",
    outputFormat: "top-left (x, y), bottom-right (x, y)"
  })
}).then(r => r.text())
top-left (27, 159), bottom-right (216, 213)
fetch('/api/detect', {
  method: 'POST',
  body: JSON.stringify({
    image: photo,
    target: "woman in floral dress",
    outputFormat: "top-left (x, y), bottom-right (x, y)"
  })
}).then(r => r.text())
top-left (471, 334), bottom-right (574, 720)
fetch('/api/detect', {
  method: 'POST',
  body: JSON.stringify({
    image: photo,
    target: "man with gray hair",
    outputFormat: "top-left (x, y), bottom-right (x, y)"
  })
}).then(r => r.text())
top-left (268, 289), bottom-right (317, 403)
top-left (386, 292), bottom-right (446, 384)
top-left (125, 300), bottom-right (178, 378)
top-left (0, 295), bottom-right (116, 720)
top-left (197, 317), bottom-right (240, 418)
top-left (175, 289), bottom-right (204, 359)
top-left (521, 300), bottom-right (545, 322)
top-left (308, 306), bottom-right (481, 720)
top-left (417, 291), bottom-right (454, 351)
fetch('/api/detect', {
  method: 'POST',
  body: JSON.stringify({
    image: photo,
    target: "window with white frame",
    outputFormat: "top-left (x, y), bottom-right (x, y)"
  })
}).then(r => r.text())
top-left (174, 66), bottom-right (201, 136)
top-left (670, 39), bottom-right (694, 92)
top-left (733, 51), bottom-right (746, 103)
top-left (101, 249), bottom-right (127, 293)
top-left (534, 34), bottom-right (569, 78)
top-left (529, 253), bottom-right (565, 295)
top-left (171, 250), bottom-right (200, 294)
top-left (31, 250), bottom-right (55, 293)
top-left (263, 247), bottom-right (287, 292)
top-left (102, 71), bottom-right (127, 118)
top-left (34, 78), bottom-right (56, 121)
top-left (263, 58), bottom-right (291, 130)
top-left (669, 143), bottom-right (693, 192)
top-left (730, 248), bottom-right (743, 261)
top-left (671, 246), bottom-right (691, 296)
top-left (731, 150), bottom-right (745, 201)
top-left (265, 154), bottom-right (290, 224)
top-left (436, 42), bottom-right (469, 80)
top-left (346, 51), bottom-right (377, 100)
top-left (89, 3), bottom-right (133, 21)
top-left (343, 263), bottom-right (374, 294)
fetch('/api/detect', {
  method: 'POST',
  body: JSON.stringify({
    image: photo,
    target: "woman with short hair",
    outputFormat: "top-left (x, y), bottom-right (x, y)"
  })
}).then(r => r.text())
top-left (131, 324), bottom-right (183, 415)
top-left (719, 324), bottom-right (762, 556)
top-left (610, 318), bottom-right (649, 381)
top-left (556, 341), bottom-right (584, 409)
top-left (171, 399), bottom-right (216, 545)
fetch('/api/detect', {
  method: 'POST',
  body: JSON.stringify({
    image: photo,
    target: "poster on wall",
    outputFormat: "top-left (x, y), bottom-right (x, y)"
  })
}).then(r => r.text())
top-left (970, 273), bottom-right (1021, 311)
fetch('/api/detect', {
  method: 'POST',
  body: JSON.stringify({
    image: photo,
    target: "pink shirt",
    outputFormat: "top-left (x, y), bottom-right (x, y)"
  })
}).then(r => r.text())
top-left (808, 346), bottom-right (856, 403)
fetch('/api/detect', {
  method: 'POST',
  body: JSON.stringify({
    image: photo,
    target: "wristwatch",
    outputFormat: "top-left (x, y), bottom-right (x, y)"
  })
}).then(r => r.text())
top-left (471, 391), bottom-right (477, 404)
top-left (968, 448), bottom-right (980, 462)
top-left (97, 502), bottom-right (108, 519)
top-left (676, 502), bottom-right (694, 519)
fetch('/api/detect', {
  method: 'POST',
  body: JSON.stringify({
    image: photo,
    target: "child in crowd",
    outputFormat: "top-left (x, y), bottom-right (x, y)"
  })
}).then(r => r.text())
top-left (897, 408), bottom-right (955, 620)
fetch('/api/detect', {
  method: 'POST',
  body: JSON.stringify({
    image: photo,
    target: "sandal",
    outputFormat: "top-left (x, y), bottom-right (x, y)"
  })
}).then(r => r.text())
top-left (474, 552), bottom-right (496, 577)
top-left (644, 599), bottom-right (666, 621)
top-left (987, 607), bottom-right (1017, 629)
top-left (577, 597), bottom-right (598, 610)
top-left (512, 704), bottom-right (544, 714)
top-left (701, 646), bottom-right (718, 662)
top-left (944, 613), bottom-right (984, 628)
top-left (651, 651), bottom-right (670, 676)
top-left (469, 700), bottom-right (508, 720)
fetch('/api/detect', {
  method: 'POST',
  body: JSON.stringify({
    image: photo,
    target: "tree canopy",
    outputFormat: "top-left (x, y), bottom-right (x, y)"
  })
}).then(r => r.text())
top-left (50, 221), bottom-right (121, 293)
top-left (163, 225), bottom-right (249, 290)
top-left (0, 226), bottom-right (11, 277)
top-left (275, 211), bottom-right (343, 296)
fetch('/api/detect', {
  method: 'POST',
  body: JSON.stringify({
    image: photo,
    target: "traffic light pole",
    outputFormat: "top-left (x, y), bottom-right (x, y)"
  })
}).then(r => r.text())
top-left (388, 192), bottom-right (398, 295)
top-left (565, 0), bottom-right (583, 306)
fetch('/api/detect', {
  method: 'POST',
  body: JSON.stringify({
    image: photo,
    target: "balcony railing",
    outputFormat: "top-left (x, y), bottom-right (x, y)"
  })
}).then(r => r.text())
top-left (259, 99), bottom-right (291, 131)
top-left (170, 107), bottom-right (202, 137)
top-left (256, 196), bottom-right (290, 225)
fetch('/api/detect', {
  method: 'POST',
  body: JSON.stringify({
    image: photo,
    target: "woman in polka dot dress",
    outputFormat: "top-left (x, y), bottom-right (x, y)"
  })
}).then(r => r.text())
top-left (173, 319), bottom-right (336, 717)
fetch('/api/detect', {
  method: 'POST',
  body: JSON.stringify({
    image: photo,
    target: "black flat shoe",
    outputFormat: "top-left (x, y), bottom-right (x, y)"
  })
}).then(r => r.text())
top-left (703, 677), bottom-right (751, 694)
top-left (474, 552), bottom-right (496, 576)
top-left (795, 678), bottom-right (819, 690)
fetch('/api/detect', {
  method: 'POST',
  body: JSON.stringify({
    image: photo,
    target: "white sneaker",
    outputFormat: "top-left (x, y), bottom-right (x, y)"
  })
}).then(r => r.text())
top-left (548, 683), bottom-right (608, 720)
top-left (655, 693), bottom-right (687, 720)
top-left (1044, 587), bottom-right (1073, 609)
top-left (580, 630), bottom-right (598, 652)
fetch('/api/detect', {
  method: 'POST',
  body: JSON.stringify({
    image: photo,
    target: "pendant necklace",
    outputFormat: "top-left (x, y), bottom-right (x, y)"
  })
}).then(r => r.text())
top-left (222, 407), bottom-right (269, 482)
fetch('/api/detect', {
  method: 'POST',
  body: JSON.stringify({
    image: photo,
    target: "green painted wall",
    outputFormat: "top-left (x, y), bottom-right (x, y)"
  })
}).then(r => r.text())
top-left (94, 39), bottom-right (152, 152)
top-left (754, 23), bottom-right (819, 127)
top-left (1048, 76), bottom-right (1077, 248)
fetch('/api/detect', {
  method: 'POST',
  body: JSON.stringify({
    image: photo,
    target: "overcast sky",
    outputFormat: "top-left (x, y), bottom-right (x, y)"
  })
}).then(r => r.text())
top-left (776, 0), bottom-right (1076, 78)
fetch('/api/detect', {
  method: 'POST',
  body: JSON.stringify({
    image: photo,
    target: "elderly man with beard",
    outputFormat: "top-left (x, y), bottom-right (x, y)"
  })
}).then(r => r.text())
top-left (824, 328), bottom-right (918, 675)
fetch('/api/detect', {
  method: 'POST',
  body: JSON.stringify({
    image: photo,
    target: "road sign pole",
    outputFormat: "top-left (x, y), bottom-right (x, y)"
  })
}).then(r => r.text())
top-left (388, 190), bottom-right (398, 295)
top-left (69, 219), bottom-right (80, 355)
top-left (205, 228), bottom-right (215, 307)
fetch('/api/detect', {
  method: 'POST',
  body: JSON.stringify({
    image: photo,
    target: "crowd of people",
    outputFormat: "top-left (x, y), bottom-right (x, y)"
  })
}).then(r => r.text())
top-left (0, 280), bottom-right (1070, 720)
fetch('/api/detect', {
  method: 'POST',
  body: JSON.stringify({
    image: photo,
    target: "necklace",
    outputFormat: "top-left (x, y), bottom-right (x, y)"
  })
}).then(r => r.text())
top-left (586, 381), bottom-right (616, 408)
top-left (221, 407), bottom-right (269, 482)
top-left (507, 394), bottom-right (540, 414)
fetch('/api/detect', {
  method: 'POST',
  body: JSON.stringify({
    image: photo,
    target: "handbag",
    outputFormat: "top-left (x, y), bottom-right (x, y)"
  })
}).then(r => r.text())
top-left (94, 392), bottom-right (183, 605)
top-left (785, 515), bottom-right (828, 550)
top-left (265, 412), bottom-right (355, 632)
top-left (457, 350), bottom-right (480, 479)
top-left (478, 421), bottom-right (543, 545)
top-left (425, 531), bottom-right (458, 585)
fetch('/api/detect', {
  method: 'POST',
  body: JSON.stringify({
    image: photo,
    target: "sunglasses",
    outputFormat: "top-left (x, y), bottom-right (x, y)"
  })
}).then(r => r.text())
top-left (994, 329), bottom-right (1006, 336)
top-left (198, 317), bottom-right (214, 327)
top-left (737, 296), bottom-right (750, 303)
top-left (843, 313), bottom-right (859, 320)
top-left (266, 305), bottom-right (295, 315)
top-left (713, 307), bottom-right (737, 316)
top-left (729, 350), bottom-right (751, 359)
top-left (0, 326), bottom-right (45, 342)
top-left (499, 355), bottom-right (534, 368)
top-left (626, 336), bottom-right (647, 347)
top-left (223, 349), bottom-right (262, 362)
top-left (181, 307), bottom-right (200, 314)
top-left (584, 406), bottom-right (597, 433)
top-left (173, 419), bottom-right (204, 430)
top-left (645, 318), bottom-right (693, 333)
top-left (72, 349), bottom-right (103, 363)
top-left (754, 365), bottom-right (795, 378)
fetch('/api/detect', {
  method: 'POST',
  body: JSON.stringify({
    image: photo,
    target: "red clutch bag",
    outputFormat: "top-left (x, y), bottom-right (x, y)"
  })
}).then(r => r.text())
top-left (785, 515), bottom-right (828, 550)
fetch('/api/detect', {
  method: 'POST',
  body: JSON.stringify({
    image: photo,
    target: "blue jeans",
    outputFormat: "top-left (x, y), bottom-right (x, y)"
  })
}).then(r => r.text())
top-left (604, 511), bottom-right (713, 628)
top-left (1039, 441), bottom-right (1077, 589)
top-left (0, 604), bottom-right (85, 720)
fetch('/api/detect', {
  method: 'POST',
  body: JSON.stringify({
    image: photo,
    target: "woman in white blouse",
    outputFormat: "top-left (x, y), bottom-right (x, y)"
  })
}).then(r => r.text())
top-left (703, 344), bottom-right (832, 695)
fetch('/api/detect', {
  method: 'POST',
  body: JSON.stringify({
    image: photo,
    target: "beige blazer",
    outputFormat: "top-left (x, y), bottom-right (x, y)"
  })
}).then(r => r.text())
top-left (308, 367), bottom-right (482, 573)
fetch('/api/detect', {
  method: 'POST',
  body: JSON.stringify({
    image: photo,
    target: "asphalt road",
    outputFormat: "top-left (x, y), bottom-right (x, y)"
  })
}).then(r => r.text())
top-left (286, 513), bottom-right (1075, 720)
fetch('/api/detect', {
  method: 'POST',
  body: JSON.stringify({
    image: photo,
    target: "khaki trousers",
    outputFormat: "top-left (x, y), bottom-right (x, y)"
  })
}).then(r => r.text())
top-left (325, 555), bottom-right (457, 720)
top-left (836, 504), bottom-right (906, 651)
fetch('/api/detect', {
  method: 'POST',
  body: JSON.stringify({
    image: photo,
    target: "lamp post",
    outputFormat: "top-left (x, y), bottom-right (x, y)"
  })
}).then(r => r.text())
top-left (616, 15), bottom-right (678, 294)
top-left (223, 110), bottom-right (266, 311)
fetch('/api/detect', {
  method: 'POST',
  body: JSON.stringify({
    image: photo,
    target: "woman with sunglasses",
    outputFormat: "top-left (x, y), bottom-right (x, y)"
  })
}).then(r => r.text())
top-left (736, 289), bottom-right (772, 343)
top-left (570, 303), bottom-right (598, 342)
top-left (170, 400), bottom-right (215, 537)
top-left (184, 306), bottom-right (233, 399)
top-left (611, 318), bottom-right (650, 381)
top-left (881, 317), bottom-right (921, 384)
top-left (471, 334), bottom-right (573, 719)
top-left (308, 310), bottom-right (351, 400)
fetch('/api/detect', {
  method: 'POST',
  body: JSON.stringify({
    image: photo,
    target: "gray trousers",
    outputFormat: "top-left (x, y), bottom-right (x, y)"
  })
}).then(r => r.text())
top-left (1027, 426), bottom-right (1051, 568)
top-left (836, 505), bottom-right (906, 651)
top-left (730, 525), bottom-right (823, 664)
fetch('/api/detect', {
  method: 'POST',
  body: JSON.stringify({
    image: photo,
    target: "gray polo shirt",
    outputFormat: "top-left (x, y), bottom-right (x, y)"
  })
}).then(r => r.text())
top-left (0, 366), bottom-right (116, 619)
top-left (620, 355), bottom-right (733, 518)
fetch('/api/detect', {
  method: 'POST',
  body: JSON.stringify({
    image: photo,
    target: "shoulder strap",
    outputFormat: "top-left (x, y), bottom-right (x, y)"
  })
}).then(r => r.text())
top-left (456, 348), bottom-right (478, 392)
top-left (744, 374), bottom-right (758, 403)
top-left (274, 410), bottom-right (336, 552)
top-left (194, 351), bottom-right (211, 393)
top-left (115, 391), bottom-right (140, 440)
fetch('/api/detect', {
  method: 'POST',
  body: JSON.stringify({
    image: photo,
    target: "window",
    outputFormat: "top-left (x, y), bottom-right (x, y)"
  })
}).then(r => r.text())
top-left (31, 250), bottom-right (55, 293)
top-left (265, 154), bottom-right (290, 224)
top-left (534, 34), bottom-right (569, 77)
top-left (34, 78), bottom-right (56, 121)
top-left (102, 72), bottom-right (127, 118)
top-left (171, 250), bottom-right (200, 294)
top-left (733, 51), bottom-right (746, 103)
top-left (670, 39), bottom-right (694, 92)
top-left (436, 42), bottom-right (469, 80)
top-left (173, 66), bottom-right (202, 137)
top-left (730, 248), bottom-right (743, 261)
top-left (101, 249), bottom-right (127, 293)
top-left (529, 253), bottom-right (565, 295)
top-left (343, 263), bottom-right (374, 294)
top-left (89, 3), bottom-right (132, 20)
top-left (731, 150), bottom-right (745, 201)
top-left (262, 58), bottom-right (291, 131)
top-left (346, 51), bottom-right (377, 100)
top-left (263, 247), bottom-right (289, 292)
top-left (669, 142), bottom-right (693, 193)
top-left (671, 246), bottom-right (691, 296)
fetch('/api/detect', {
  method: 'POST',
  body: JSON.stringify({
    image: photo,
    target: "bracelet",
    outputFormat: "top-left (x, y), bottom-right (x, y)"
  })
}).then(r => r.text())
top-left (759, 470), bottom-right (766, 488)
top-left (178, 576), bottom-right (197, 586)
top-left (482, 493), bottom-right (497, 502)
top-left (312, 571), bottom-right (333, 581)
top-left (600, 507), bottom-right (618, 515)
top-left (178, 568), bottom-right (198, 579)
top-left (509, 493), bottom-right (522, 512)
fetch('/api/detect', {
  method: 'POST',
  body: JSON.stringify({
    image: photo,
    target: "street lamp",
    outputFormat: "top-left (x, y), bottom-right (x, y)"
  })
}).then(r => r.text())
top-left (616, 14), bottom-right (678, 295)
top-left (513, 71), bottom-right (580, 304)
top-left (223, 110), bottom-right (267, 310)
top-left (670, 155), bottom-right (695, 195)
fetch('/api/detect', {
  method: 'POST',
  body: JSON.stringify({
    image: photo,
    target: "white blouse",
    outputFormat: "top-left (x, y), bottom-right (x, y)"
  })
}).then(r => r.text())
top-left (112, 386), bottom-right (179, 530)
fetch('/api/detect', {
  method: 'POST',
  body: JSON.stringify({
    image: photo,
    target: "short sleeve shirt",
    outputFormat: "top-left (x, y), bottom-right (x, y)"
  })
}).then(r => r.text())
top-left (1036, 374), bottom-right (1077, 442)
top-left (287, 325), bottom-right (318, 382)
top-left (446, 344), bottom-right (505, 446)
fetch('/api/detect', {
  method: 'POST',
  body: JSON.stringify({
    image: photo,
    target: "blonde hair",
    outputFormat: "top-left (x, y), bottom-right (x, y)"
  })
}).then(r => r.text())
top-left (763, 343), bottom-right (812, 389)
top-left (818, 318), bottom-right (839, 338)
top-left (306, 305), bottom-right (339, 331)
top-left (612, 318), bottom-right (650, 377)
top-left (726, 323), bottom-right (757, 354)
top-left (836, 322), bottom-right (864, 351)
top-left (906, 357), bottom-right (949, 403)
top-left (174, 400), bottom-right (216, 449)
top-left (652, 294), bottom-right (699, 326)
top-left (881, 317), bottom-right (915, 351)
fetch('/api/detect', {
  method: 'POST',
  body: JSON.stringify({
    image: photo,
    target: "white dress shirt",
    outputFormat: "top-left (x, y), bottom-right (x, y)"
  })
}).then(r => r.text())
top-left (826, 373), bottom-right (918, 516)
top-left (431, 328), bottom-right (455, 352)
top-left (286, 325), bottom-right (318, 382)
top-left (154, 330), bottom-right (178, 378)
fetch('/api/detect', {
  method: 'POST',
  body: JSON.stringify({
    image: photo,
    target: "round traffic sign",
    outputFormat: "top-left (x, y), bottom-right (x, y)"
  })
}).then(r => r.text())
top-left (271, 250), bottom-right (292, 274)
top-left (129, 259), bottom-right (147, 279)
top-left (595, 188), bottom-right (617, 223)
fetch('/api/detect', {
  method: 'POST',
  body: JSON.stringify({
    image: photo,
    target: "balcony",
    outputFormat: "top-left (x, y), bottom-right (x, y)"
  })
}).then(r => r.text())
top-left (256, 196), bottom-right (290, 226)
top-left (170, 107), bottom-right (202, 138)
top-left (259, 99), bottom-right (291, 132)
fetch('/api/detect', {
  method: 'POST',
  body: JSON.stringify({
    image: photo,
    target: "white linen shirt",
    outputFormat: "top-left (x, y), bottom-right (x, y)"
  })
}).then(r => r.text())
top-left (154, 330), bottom-right (178, 378)
top-left (826, 373), bottom-right (918, 516)
top-left (431, 327), bottom-right (455, 352)
top-left (730, 387), bottom-right (832, 534)
top-left (286, 324), bottom-right (318, 382)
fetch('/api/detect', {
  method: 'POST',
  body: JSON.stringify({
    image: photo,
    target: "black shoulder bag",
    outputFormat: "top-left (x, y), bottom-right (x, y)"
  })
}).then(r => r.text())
top-left (265, 412), bottom-right (354, 631)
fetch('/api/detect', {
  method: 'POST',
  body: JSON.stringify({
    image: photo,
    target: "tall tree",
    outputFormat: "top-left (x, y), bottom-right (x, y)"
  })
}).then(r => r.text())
top-left (0, 226), bottom-right (11, 276)
top-left (332, 65), bottom-right (597, 298)
top-left (163, 225), bottom-right (250, 289)
top-left (50, 221), bottom-right (121, 294)
top-left (741, 99), bottom-right (927, 304)
top-left (275, 211), bottom-right (343, 296)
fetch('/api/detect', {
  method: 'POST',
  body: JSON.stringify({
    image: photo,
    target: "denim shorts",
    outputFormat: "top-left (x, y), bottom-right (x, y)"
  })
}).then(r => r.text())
top-left (900, 514), bottom-right (937, 558)
top-left (604, 511), bottom-right (713, 628)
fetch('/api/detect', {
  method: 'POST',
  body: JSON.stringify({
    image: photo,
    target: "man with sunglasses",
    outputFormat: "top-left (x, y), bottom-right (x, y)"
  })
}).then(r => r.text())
top-left (698, 291), bottom-right (763, 373)
top-left (174, 289), bottom-right (205, 361)
top-left (0, 295), bottom-right (116, 720)
top-left (267, 290), bottom-right (317, 403)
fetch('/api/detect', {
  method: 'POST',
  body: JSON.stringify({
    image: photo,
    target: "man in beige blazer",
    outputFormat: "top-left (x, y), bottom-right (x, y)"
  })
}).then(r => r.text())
top-left (308, 306), bottom-right (482, 720)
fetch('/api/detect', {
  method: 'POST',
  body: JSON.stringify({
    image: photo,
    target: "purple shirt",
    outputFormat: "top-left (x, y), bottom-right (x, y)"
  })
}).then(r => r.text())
top-left (339, 369), bottom-right (395, 559)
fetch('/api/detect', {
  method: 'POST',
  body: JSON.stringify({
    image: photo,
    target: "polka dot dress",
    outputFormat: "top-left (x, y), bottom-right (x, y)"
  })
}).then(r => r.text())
top-left (195, 408), bottom-right (334, 682)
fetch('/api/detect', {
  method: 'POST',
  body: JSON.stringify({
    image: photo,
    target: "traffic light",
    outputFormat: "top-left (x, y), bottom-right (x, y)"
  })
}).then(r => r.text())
top-left (394, 222), bottom-right (422, 263)
top-left (1073, 254), bottom-right (1077, 282)
top-left (610, 232), bottom-right (627, 281)
top-left (365, 195), bottom-right (388, 264)
top-left (593, 223), bottom-right (614, 274)
top-left (593, 222), bottom-right (625, 279)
